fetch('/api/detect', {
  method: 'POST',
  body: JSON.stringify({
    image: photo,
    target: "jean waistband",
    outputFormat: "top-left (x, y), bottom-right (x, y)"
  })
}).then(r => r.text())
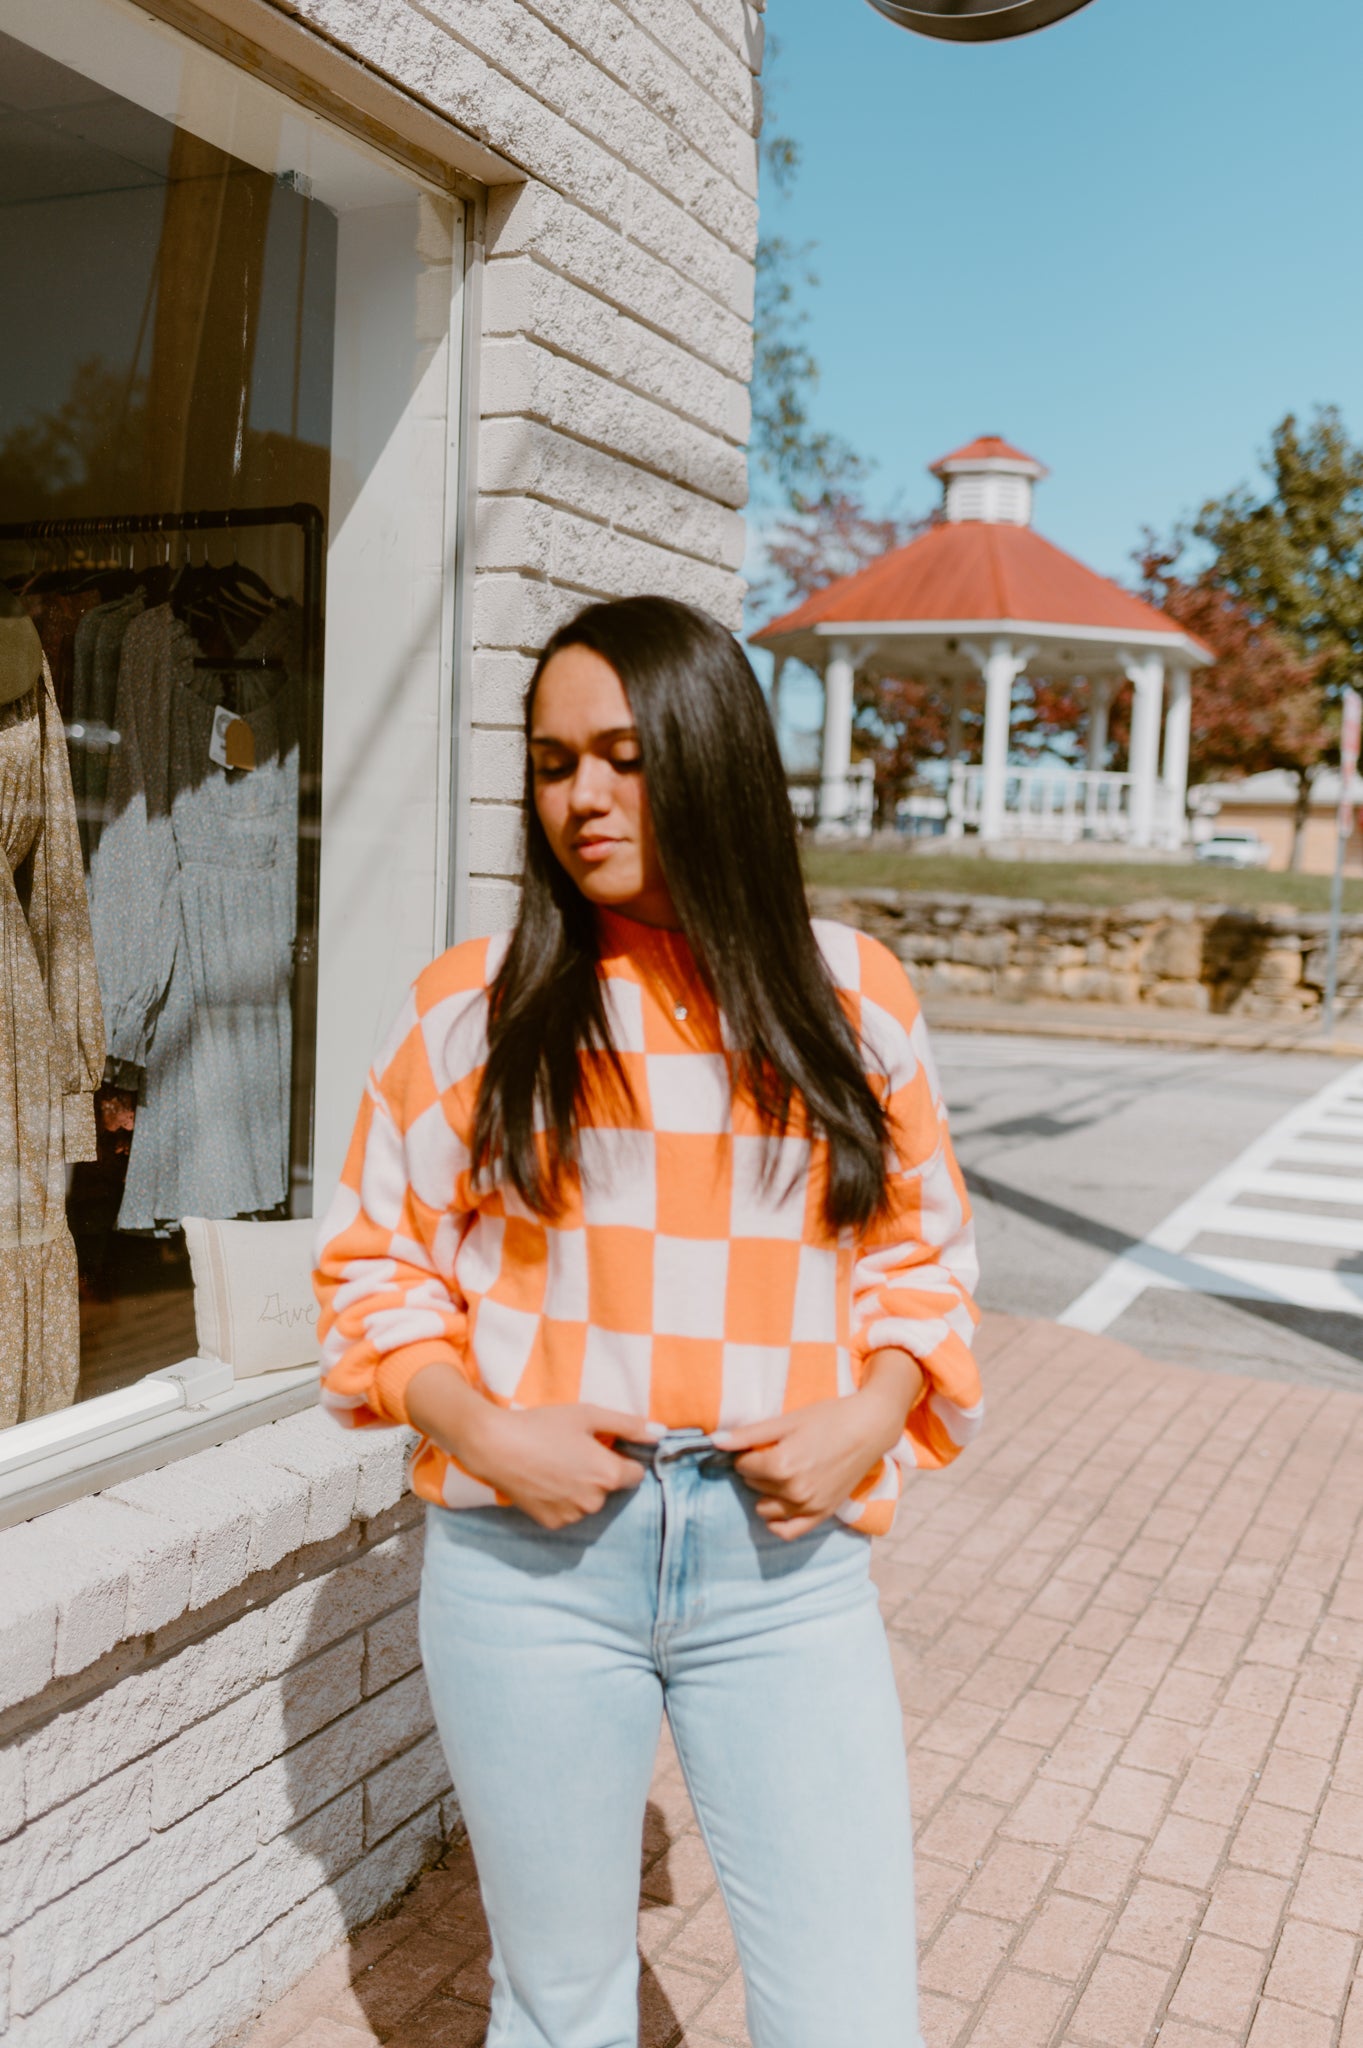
top-left (616, 1431), bottom-right (734, 1473)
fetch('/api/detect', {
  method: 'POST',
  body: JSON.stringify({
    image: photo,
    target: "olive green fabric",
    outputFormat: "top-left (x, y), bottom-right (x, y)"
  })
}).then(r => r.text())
top-left (0, 592), bottom-right (43, 709)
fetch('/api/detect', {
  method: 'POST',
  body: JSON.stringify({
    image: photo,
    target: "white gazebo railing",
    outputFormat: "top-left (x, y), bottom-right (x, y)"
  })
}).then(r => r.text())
top-left (946, 762), bottom-right (1180, 845)
top-left (788, 760), bottom-right (875, 836)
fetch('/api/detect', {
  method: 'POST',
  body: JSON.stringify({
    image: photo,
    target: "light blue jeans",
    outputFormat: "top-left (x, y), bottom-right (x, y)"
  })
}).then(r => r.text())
top-left (419, 1431), bottom-right (921, 2048)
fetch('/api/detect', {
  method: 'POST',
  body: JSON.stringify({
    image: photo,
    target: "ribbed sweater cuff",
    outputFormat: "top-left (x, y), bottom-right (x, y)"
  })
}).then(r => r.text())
top-left (371, 1341), bottom-right (468, 1425)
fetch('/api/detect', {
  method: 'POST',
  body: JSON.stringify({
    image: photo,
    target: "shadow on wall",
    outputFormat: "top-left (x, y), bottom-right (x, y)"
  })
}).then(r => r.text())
top-left (245, 1767), bottom-right (683, 2042)
top-left (259, 1511), bottom-right (686, 2046)
top-left (1201, 911), bottom-right (1274, 1014)
top-left (245, 1501), bottom-right (453, 2036)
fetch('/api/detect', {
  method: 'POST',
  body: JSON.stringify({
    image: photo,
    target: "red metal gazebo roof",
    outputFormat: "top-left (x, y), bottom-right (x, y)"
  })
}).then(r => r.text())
top-left (753, 519), bottom-right (1207, 650)
top-left (929, 434), bottom-right (1047, 476)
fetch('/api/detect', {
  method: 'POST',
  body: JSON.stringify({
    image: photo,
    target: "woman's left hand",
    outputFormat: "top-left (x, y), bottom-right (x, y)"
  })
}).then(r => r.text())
top-left (713, 1348), bottom-right (925, 1541)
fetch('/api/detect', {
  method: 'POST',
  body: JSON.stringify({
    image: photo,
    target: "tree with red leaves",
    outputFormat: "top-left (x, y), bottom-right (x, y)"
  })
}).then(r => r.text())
top-left (752, 491), bottom-right (921, 613)
top-left (754, 493), bottom-right (940, 819)
top-left (1011, 674), bottom-right (1090, 767)
top-left (1138, 537), bottom-right (1331, 867)
top-left (854, 672), bottom-right (953, 823)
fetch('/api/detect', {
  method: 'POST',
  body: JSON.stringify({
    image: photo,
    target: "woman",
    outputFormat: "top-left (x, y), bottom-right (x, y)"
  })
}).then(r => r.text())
top-left (314, 595), bottom-right (982, 2048)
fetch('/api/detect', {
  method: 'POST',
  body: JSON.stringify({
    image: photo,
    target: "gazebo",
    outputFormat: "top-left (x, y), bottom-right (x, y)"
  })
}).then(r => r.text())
top-left (751, 436), bottom-right (1213, 848)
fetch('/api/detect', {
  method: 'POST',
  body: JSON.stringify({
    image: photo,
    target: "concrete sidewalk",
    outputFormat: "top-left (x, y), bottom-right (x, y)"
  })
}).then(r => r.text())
top-left (239, 1314), bottom-right (1363, 2048)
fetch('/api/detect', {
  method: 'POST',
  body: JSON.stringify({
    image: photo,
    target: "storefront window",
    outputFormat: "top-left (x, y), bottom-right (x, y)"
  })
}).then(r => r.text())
top-left (0, 0), bottom-right (465, 1442)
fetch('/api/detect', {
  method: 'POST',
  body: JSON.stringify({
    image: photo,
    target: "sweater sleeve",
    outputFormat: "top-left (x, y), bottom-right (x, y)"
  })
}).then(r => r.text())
top-left (842, 931), bottom-right (983, 1479)
top-left (313, 959), bottom-right (489, 1431)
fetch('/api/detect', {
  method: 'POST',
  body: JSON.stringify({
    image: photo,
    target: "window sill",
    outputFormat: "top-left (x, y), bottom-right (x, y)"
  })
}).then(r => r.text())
top-left (0, 1359), bottom-right (321, 1530)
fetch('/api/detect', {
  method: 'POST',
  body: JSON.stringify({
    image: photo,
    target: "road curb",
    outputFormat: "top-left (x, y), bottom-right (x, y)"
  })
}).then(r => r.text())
top-left (921, 996), bottom-right (1363, 1058)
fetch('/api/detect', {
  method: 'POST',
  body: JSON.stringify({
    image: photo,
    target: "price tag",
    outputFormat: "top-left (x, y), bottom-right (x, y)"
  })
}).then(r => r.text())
top-left (209, 704), bottom-right (255, 771)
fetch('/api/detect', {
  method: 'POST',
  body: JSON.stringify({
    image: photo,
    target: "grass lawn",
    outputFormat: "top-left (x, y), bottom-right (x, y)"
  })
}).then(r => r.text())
top-left (802, 845), bottom-right (1363, 915)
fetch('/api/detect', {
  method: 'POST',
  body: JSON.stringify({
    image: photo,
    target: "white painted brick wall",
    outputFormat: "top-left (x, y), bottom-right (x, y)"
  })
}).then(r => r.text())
top-left (486, 180), bottom-right (752, 381)
top-left (270, 0), bottom-right (760, 939)
top-left (1, 1414), bottom-right (446, 2048)
top-left (0, 3), bottom-right (760, 2043)
top-left (478, 419), bottom-right (747, 568)
top-left (482, 258), bottom-right (750, 447)
top-left (480, 340), bottom-right (748, 513)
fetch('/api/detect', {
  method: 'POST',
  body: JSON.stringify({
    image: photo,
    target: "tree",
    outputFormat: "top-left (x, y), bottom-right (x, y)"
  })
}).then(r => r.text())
top-left (1188, 407), bottom-right (1363, 863)
top-left (0, 358), bottom-right (148, 523)
top-left (1010, 674), bottom-right (1089, 768)
top-left (748, 70), bottom-right (944, 809)
top-left (751, 238), bottom-right (867, 515)
top-left (756, 493), bottom-right (939, 817)
top-left (1138, 536), bottom-right (1332, 864)
top-left (749, 61), bottom-right (865, 515)
top-left (758, 491), bottom-right (920, 610)
top-left (1195, 408), bottom-right (1363, 692)
top-left (852, 671), bottom-right (953, 823)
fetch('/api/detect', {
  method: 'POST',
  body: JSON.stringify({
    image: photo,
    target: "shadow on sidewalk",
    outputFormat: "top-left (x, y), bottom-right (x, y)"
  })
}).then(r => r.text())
top-left (969, 1166), bottom-right (1363, 1365)
top-left (245, 1795), bottom-right (685, 2046)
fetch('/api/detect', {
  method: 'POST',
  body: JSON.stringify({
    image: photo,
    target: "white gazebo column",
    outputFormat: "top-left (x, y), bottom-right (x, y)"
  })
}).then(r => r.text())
top-left (1124, 653), bottom-right (1165, 848)
top-left (819, 642), bottom-right (856, 829)
top-left (971, 638), bottom-right (1028, 843)
top-left (1160, 665), bottom-right (1192, 849)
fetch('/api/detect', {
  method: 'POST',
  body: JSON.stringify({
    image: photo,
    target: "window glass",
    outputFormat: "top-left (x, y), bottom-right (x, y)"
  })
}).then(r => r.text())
top-left (0, 0), bottom-right (462, 1431)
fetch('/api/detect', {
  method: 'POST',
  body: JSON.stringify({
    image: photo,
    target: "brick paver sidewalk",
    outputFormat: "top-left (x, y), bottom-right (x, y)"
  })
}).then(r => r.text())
top-left (241, 1314), bottom-right (1363, 2048)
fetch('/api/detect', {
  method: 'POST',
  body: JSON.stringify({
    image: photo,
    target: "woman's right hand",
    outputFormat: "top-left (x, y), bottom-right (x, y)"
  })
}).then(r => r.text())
top-left (466, 1404), bottom-right (659, 1528)
top-left (406, 1364), bottom-right (658, 1528)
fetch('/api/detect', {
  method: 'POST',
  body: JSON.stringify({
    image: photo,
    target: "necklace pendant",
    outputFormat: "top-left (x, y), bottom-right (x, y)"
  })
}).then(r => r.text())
top-left (673, 1003), bottom-right (688, 1022)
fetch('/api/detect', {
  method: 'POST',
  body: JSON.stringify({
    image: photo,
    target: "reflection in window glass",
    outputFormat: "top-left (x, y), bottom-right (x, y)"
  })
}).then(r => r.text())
top-left (0, 18), bottom-right (458, 1429)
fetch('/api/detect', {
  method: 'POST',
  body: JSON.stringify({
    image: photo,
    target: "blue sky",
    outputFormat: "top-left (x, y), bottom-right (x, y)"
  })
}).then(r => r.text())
top-left (756, 0), bottom-right (1363, 587)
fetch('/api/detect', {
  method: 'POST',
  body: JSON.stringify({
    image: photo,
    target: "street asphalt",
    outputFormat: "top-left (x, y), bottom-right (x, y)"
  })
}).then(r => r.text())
top-left (934, 1029), bottom-right (1363, 1391)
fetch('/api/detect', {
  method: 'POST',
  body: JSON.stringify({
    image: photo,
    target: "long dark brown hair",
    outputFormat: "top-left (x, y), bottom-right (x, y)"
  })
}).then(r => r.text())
top-left (471, 596), bottom-right (891, 1233)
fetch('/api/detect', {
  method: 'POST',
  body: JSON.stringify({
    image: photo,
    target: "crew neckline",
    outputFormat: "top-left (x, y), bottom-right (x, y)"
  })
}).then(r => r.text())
top-left (595, 905), bottom-right (693, 967)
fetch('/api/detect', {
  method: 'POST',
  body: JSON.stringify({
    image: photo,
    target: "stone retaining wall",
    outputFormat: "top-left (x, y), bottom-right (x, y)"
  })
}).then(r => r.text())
top-left (809, 887), bottom-right (1363, 1019)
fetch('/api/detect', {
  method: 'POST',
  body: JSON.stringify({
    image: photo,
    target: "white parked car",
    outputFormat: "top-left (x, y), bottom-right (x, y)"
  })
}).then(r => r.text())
top-left (1194, 830), bottom-right (1272, 869)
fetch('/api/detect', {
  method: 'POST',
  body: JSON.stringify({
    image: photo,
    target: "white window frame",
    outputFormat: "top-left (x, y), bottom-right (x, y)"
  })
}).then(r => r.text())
top-left (0, 0), bottom-right (486, 1527)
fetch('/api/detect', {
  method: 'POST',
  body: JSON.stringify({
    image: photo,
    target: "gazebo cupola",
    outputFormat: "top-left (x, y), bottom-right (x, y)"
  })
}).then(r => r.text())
top-left (931, 433), bottom-right (1048, 527)
top-left (752, 435), bottom-right (1214, 849)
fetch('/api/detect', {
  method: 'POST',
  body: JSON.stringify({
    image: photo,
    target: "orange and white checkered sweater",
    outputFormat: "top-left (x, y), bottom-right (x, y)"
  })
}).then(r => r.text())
top-left (315, 911), bottom-right (983, 1534)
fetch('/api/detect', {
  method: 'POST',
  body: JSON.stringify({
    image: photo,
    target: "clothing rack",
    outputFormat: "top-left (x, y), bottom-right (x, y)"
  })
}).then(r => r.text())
top-left (0, 502), bottom-right (325, 1219)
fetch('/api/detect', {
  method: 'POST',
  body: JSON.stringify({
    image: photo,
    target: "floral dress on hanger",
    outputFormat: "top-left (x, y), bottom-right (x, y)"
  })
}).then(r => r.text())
top-left (0, 660), bottom-right (106, 1426)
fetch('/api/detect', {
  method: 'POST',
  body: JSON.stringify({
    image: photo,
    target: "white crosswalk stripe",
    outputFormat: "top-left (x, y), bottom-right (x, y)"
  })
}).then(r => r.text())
top-left (1194, 1206), bottom-right (1363, 1252)
top-left (1059, 1060), bottom-right (1363, 1334)
top-left (1277, 1138), bottom-right (1363, 1167)
top-left (1238, 1168), bottom-right (1363, 1204)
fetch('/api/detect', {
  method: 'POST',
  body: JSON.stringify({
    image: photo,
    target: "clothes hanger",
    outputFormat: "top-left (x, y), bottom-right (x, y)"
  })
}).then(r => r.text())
top-left (25, 532), bottom-right (70, 593)
top-left (141, 529), bottom-right (174, 608)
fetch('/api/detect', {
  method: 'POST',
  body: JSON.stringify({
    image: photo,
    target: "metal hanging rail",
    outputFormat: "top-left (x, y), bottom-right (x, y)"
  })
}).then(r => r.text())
top-left (0, 501), bottom-right (326, 1218)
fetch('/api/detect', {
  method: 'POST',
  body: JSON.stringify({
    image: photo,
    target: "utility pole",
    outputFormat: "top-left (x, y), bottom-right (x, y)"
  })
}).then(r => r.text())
top-left (1323, 686), bottom-right (1361, 1040)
